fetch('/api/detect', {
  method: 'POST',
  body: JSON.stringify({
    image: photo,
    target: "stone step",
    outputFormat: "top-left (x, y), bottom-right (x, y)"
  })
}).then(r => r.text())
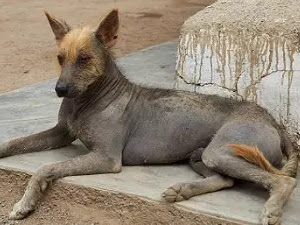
top-left (0, 42), bottom-right (299, 225)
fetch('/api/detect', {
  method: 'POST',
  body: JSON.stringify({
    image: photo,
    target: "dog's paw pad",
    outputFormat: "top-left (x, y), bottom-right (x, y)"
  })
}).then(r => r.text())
top-left (261, 204), bottom-right (282, 225)
top-left (162, 183), bottom-right (191, 203)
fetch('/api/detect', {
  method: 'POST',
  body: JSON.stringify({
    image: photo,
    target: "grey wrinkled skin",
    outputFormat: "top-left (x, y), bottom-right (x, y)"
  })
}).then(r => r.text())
top-left (1, 10), bottom-right (298, 225)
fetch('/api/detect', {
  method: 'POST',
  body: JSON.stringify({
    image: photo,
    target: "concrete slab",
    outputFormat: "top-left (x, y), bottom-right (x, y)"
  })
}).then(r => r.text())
top-left (176, 0), bottom-right (300, 144)
top-left (0, 42), bottom-right (299, 225)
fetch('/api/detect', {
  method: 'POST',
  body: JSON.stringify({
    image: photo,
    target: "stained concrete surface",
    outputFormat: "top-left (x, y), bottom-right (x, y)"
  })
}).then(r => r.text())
top-left (176, 0), bottom-right (300, 142)
top-left (0, 43), bottom-right (299, 225)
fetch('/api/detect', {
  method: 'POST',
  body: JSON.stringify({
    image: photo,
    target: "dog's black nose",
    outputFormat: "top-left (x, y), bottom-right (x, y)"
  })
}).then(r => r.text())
top-left (55, 83), bottom-right (68, 97)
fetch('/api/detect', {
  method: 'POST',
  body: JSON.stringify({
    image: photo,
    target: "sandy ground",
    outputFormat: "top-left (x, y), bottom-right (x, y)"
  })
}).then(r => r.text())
top-left (0, 0), bottom-right (218, 224)
top-left (0, 0), bottom-right (214, 93)
top-left (0, 170), bottom-right (239, 225)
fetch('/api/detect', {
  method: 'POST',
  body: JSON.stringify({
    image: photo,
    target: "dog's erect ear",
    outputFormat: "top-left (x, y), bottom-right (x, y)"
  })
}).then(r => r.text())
top-left (44, 11), bottom-right (71, 42)
top-left (95, 9), bottom-right (119, 48)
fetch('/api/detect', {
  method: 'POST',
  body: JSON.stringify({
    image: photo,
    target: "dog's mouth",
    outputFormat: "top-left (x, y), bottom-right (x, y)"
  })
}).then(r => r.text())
top-left (56, 91), bottom-right (66, 98)
top-left (56, 92), bottom-right (79, 99)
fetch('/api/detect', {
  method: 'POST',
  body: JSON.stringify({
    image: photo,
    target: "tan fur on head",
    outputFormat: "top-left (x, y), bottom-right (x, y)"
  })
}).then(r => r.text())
top-left (57, 27), bottom-right (105, 94)
top-left (228, 144), bottom-right (287, 176)
top-left (46, 9), bottom-right (119, 67)
top-left (45, 9), bottom-right (119, 98)
top-left (59, 27), bottom-right (94, 63)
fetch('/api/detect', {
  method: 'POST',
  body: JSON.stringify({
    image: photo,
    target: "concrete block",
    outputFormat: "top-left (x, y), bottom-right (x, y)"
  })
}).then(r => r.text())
top-left (176, 0), bottom-right (300, 143)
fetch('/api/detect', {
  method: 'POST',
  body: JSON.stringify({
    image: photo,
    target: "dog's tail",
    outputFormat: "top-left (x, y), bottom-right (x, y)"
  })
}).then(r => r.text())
top-left (228, 133), bottom-right (298, 177)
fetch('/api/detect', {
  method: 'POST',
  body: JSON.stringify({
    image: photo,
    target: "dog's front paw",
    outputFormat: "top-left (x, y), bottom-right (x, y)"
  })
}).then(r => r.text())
top-left (9, 198), bottom-right (35, 220)
top-left (162, 183), bottom-right (192, 203)
top-left (260, 203), bottom-right (282, 225)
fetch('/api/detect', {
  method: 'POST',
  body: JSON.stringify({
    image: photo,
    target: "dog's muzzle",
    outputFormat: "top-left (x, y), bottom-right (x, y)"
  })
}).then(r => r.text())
top-left (55, 83), bottom-right (68, 97)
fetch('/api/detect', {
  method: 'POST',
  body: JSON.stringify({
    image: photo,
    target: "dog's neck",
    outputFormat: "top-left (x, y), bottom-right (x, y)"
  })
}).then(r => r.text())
top-left (73, 55), bottom-right (134, 113)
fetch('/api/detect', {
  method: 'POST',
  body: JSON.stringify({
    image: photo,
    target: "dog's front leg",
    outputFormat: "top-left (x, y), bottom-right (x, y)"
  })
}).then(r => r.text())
top-left (9, 150), bottom-right (121, 220)
top-left (0, 124), bottom-right (75, 158)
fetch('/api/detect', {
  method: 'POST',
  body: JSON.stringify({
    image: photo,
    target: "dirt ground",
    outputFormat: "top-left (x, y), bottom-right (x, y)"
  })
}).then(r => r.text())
top-left (0, 0), bottom-right (214, 93)
top-left (0, 170), bottom-right (239, 225)
top-left (0, 0), bottom-right (217, 225)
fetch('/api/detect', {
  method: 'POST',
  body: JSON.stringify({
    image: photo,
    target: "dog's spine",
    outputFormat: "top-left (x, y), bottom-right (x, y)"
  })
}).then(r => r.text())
top-left (228, 144), bottom-right (287, 176)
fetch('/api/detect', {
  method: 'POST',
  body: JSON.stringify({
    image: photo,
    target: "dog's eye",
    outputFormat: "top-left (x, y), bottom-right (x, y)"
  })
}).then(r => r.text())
top-left (77, 54), bottom-right (92, 64)
top-left (57, 55), bottom-right (64, 66)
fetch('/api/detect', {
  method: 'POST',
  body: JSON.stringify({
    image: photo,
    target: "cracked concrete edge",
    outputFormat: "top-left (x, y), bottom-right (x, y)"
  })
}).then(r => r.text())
top-left (0, 169), bottom-right (245, 225)
top-left (178, 69), bottom-right (299, 90)
top-left (175, 73), bottom-right (243, 101)
top-left (176, 74), bottom-right (242, 97)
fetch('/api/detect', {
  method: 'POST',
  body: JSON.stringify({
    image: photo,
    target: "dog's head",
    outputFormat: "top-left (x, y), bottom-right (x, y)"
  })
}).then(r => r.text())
top-left (45, 9), bottom-right (119, 98)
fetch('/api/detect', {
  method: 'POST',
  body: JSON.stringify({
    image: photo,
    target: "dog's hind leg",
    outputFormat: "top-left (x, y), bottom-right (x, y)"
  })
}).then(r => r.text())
top-left (9, 150), bottom-right (121, 220)
top-left (0, 124), bottom-right (75, 158)
top-left (201, 122), bottom-right (297, 225)
top-left (162, 148), bottom-right (234, 203)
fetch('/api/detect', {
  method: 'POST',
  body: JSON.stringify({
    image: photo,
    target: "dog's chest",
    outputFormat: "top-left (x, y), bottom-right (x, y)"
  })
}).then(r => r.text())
top-left (63, 106), bottom-right (92, 138)
top-left (66, 115), bottom-right (82, 138)
top-left (65, 101), bottom-right (126, 140)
